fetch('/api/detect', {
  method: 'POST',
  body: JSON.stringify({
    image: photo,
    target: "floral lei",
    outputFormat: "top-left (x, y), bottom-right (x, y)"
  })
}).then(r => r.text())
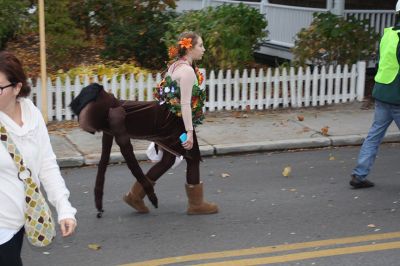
top-left (153, 67), bottom-right (206, 127)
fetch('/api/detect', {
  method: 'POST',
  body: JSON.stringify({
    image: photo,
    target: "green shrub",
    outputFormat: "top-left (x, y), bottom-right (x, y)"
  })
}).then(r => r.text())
top-left (164, 4), bottom-right (267, 70)
top-left (103, 11), bottom-right (177, 69)
top-left (44, 0), bottom-right (87, 68)
top-left (292, 12), bottom-right (379, 67)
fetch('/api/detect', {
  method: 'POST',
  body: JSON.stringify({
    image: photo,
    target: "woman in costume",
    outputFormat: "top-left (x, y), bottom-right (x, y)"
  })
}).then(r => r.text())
top-left (122, 32), bottom-right (219, 215)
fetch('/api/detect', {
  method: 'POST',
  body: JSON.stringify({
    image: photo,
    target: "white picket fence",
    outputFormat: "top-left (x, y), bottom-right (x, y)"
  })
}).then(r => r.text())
top-left (28, 61), bottom-right (366, 122)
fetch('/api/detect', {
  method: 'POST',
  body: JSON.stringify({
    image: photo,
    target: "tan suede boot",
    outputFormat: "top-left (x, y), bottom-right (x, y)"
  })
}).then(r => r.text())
top-left (123, 180), bottom-right (155, 213)
top-left (185, 182), bottom-right (218, 215)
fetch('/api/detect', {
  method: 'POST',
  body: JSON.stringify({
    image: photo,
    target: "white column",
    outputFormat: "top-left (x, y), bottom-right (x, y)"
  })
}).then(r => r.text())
top-left (326, 0), bottom-right (333, 11)
top-left (260, 0), bottom-right (268, 14)
top-left (331, 0), bottom-right (345, 16)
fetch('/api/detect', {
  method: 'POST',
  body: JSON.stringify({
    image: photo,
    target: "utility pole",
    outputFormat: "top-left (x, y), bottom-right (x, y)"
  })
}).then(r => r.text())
top-left (38, 0), bottom-right (48, 123)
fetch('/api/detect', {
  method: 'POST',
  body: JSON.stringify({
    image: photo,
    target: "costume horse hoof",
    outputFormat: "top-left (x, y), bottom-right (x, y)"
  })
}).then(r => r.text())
top-left (96, 209), bottom-right (104, 218)
top-left (147, 193), bottom-right (158, 208)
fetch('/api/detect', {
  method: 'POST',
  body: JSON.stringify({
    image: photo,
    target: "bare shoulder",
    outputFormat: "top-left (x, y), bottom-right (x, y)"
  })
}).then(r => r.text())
top-left (174, 64), bottom-right (196, 78)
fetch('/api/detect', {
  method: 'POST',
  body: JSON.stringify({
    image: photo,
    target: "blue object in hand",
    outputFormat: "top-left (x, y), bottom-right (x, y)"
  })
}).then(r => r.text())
top-left (179, 133), bottom-right (187, 143)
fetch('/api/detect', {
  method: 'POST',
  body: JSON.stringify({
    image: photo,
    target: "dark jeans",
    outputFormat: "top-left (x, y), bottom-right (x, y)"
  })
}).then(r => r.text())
top-left (0, 228), bottom-right (24, 266)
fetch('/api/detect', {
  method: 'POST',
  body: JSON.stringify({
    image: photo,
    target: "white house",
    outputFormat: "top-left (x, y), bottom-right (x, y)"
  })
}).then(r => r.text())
top-left (175, 0), bottom-right (396, 60)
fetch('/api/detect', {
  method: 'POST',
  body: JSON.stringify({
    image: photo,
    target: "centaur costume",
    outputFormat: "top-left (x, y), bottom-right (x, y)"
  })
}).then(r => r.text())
top-left (70, 66), bottom-right (218, 217)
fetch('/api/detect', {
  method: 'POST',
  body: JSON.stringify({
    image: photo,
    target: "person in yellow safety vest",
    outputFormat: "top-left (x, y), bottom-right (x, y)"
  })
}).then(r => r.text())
top-left (350, 1), bottom-right (400, 188)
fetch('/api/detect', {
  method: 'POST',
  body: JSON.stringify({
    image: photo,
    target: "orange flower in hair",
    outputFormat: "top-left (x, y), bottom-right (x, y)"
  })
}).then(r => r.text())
top-left (178, 38), bottom-right (192, 49)
top-left (168, 46), bottom-right (178, 59)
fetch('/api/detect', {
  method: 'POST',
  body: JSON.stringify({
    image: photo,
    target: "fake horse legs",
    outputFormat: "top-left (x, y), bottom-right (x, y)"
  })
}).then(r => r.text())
top-left (123, 151), bottom-right (175, 213)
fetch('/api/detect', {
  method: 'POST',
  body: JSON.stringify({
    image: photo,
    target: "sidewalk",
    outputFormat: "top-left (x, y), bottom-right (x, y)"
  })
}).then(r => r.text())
top-left (48, 101), bottom-right (400, 168)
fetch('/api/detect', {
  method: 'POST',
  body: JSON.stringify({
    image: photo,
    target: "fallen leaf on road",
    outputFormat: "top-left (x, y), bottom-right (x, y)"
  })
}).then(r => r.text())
top-left (282, 166), bottom-right (292, 177)
top-left (221, 173), bottom-right (231, 178)
top-left (88, 244), bottom-right (101, 250)
top-left (321, 126), bottom-right (329, 136)
top-left (297, 115), bottom-right (304, 121)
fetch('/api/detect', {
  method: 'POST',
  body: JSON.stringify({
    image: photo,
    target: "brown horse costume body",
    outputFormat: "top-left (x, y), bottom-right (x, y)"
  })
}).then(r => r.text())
top-left (70, 83), bottom-right (216, 217)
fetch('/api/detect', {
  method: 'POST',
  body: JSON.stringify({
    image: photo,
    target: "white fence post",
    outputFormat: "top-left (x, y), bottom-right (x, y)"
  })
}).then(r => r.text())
top-left (120, 74), bottom-right (127, 100)
top-left (249, 69), bottom-right (256, 109)
top-left (289, 67), bottom-right (297, 108)
top-left (304, 67), bottom-right (311, 107)
top-left (327, 65), bottom-right (334, 104)
top-left (65, 76), bottom-right (72, 120)
top-left (282, 68), bottom-right (289, 108)
top-left (349, 64), bottom-right (357, 101)
top-left (319, 66), bottom-right (326, 106)
top-left (296, 67), bottom-right (303, 107)
top-left (334, 65), bottom-right (342, 104)
top-left (265, 68), bottom-right (272, 109)
top-left (217, 70), bottom-right (224, 110)
top-left (257, 68), bottom-right (264, 110)
top-left (226, 69), bottom-right (232, 110)
top-left (342, 64), bottom-right (349, 102)
top-left (312, 66), bottom-right (319, 106)
top-left (272, 68), bottom-right (280, 109)
top-left (208, 70), bottom-right (216, 111)
top-left (55, 77), bottom-right (62, 121)
top-left (356, 61), bottom-right (366, 101)
top-left (241, 69), bottom-right (249, 109)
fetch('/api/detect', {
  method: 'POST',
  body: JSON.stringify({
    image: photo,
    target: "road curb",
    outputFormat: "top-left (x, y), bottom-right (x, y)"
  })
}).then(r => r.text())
top-left (213, 138), bottom-right (330, 155)
top-left (56, 134), bottom-right (400, 168)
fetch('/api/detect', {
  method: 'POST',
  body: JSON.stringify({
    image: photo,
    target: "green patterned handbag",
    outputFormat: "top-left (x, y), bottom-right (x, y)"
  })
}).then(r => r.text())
top-left (0, 123), bottom-right (56, 247)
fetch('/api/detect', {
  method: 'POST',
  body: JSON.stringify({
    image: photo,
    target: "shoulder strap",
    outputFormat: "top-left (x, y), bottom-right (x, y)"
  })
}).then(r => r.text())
top-left (0, 122), bottom-right (27, 173)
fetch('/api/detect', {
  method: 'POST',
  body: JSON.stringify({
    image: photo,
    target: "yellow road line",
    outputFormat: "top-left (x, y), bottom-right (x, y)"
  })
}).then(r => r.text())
top-left (120, 231), bottom-right (400, 266)
top-left (195, 241), bottom-right (400, 266)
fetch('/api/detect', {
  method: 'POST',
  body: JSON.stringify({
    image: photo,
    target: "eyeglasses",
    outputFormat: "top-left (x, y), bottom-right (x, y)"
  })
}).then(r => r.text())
top-left (0, 83), bottom-right (15, 95)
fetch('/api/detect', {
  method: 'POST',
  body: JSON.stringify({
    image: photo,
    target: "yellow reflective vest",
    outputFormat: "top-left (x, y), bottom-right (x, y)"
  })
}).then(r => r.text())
top-left (375, 27), bottom-right (400, 84)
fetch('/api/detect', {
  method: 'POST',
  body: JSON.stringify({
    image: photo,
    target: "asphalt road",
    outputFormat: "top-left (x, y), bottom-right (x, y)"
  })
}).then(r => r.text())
top-left (22, 144), bottom-right (400, 266)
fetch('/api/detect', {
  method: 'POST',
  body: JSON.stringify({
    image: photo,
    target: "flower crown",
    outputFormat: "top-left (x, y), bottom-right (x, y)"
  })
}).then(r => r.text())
top-left (168, 37), bottom-right (193, 59)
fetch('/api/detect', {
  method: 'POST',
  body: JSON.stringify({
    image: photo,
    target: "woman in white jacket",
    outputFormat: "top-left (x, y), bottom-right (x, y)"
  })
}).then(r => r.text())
top-left (0, 51), bottom-right (77, 265)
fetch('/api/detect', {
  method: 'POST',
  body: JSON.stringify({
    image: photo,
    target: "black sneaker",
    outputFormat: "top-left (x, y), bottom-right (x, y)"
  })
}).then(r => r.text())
top-left (349, 175), bottom-right (375, 189)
